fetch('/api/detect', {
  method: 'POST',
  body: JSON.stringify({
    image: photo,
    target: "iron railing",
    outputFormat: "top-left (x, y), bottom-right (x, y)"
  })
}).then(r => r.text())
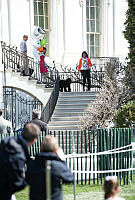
top-left (3, 87), bottom-right (43, 131)
top-left (59, 70), bottom-right (104, 92)
top-left (58, 57), bottom-right (119, 92)
top-left (1, 41), bottom-right (58, 88)
top-left (41, 77), bottom-right (59, 123)
top-left (1, 41), bottom-right (59, 124)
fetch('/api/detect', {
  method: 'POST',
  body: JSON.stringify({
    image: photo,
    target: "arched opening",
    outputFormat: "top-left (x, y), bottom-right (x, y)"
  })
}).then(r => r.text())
top-left (3, 86), bottom-right (43, 131)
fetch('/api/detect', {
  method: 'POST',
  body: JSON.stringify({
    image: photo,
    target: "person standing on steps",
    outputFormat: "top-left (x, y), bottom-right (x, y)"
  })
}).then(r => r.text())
top-left (20, 35), bottom-right (29, 76)
top-left (78, 51), bottom-right (92, 91)
top-left (39, 47), bottom-right (48, 82)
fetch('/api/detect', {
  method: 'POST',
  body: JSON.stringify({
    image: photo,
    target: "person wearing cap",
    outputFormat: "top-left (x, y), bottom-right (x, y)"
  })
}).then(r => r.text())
top-left (24, 109), bottom-right (47, 131)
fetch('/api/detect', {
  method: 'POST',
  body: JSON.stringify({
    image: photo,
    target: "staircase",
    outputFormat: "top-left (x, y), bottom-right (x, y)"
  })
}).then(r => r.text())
top-left (1, 42), bottom-right (59, 107)
top-left (47, 91), bottom-right (98, 131)
top-left (5, 70), bottom-right (52, 105)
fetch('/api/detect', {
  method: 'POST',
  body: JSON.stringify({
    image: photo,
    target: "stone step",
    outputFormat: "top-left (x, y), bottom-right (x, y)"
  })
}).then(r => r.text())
top-left (36, 84), bottom-right (46, 89)
top-left (18, 76), bottom-right (29, 81)
top-left (47, 125), bottom-right (80, 131)
top-left (56, 104), bottom-right (88, 109)
top-left (5, 71), bottom-right (52, 106)
top-left (57, 99), bottom-right (94, 104)
top-left (58, 96), bottom-right (97, 101)
top-left (53, 112), bottom-right (83, 117)
top-left (43, 88), bottom-right (53, 93)
top-left (51, 116), bottom-right (80, 121)
top-left (59, 91), bottom-right (98, 96)
top-left (48, 121), bottom-right (79, 126)
top-left (54, 108), bottom-right (84, 113)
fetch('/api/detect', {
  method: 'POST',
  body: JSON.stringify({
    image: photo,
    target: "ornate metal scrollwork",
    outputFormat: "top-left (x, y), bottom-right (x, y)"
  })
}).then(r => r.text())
top-left (3, 88), bottom-right (43, 131)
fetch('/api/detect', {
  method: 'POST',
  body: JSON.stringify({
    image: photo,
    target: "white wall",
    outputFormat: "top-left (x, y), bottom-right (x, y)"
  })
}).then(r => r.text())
top-left (0, 0), bottom-right (33, 55)
top-left (114, 0), bottom-right (128, 61)
top-left (49, 0), bottom-right (83, 68)
top-left (62, 0), bottom-right (83, 67)
top-left (8, 0), bottom-right (31, 53)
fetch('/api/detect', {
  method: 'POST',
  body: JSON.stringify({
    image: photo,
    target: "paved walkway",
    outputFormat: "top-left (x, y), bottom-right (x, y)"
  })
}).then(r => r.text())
top-left (64, 192), bottom-right (103, 200)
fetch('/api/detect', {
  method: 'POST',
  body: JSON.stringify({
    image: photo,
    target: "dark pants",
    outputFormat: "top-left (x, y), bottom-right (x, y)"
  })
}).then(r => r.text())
top-left (81, 70), bottom-right (91, 90)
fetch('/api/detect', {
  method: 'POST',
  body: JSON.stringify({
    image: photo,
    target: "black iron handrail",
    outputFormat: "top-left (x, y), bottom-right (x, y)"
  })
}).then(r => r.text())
top-left (41, 77), bottom-right (59, 123)
top-left (58, 57), bottom-right (119, 92)
top-left (1, 41), bottom-right (58, 88)
top-left (59, 70), bottom-right (104, 92)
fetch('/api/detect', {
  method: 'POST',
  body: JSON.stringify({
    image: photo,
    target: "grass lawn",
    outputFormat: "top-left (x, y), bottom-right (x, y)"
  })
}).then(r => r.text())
top-left (15, 182), bottom-right (135, 200)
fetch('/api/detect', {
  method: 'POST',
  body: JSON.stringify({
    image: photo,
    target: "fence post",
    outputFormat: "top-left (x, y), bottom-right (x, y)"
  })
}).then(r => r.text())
top-left (46, 160), bottom-right (51, 200)
top-left (72, 132), bottom-right (76, 200)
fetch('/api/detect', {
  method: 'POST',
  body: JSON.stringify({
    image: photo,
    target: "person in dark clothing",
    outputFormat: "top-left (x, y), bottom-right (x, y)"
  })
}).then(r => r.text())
top-left (26, 135), bottom-right (74, 200)
top-left (25, 109), bottom-right (47, 131)
top-left (0, 123), bottom-right (40, 200)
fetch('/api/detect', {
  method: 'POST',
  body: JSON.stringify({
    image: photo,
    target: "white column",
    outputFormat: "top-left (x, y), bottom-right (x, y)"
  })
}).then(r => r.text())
top-left (7, 0), bottom-right (11, 45)
top-left (112, 0), bottom-right (115, 56)
top-left (28, 0), bottom-right (34, 56)
top-left (102, 0), bottom-right (113, 57)
top-left (0, 0), bottom-right (4, 108)
top-left (0, 0), bottom-right (9, 43)
top-left (62, 0), bottom-right (83, 67)
top-left (114, 0), bottom-right (128, 60)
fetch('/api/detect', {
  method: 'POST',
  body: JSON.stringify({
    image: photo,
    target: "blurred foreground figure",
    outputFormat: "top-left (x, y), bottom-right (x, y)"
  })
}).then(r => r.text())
top-left (26, 135), bottom-right (74, 200)
top-left (0, 123), bottom-right (40, 200)
top-left (104, 176), bottom-right (125, 200)
top-left (0, 109), bottom-right (13, 135)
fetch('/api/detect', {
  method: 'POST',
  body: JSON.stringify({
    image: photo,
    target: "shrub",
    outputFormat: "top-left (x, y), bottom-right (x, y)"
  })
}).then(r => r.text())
top-left (115, 101), bottom-right (135, 127)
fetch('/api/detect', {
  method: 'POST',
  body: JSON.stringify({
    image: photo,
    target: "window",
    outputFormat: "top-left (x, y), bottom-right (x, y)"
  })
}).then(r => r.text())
top-left (86, 0), bottom-right (100, 57)
top-left (34, 0), bottom-right (49, 55)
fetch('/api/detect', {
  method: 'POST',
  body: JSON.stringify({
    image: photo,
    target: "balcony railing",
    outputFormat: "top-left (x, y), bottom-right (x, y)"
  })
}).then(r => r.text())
top-left (1, 41), bottom-right (58, 88)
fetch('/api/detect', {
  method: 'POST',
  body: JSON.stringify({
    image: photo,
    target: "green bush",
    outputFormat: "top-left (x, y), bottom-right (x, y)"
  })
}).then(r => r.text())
top-left (115, 101), bottom-right (135, 127)
top-left (123, 0), bottom-right (135, 94)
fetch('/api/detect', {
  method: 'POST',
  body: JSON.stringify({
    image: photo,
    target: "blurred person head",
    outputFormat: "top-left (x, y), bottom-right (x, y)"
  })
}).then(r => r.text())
top-left (82, 51), bottom-right (88, 59)
top-left (43, 47), bottom-right (47, 55)
top-left (104, 176), bottom-right (121, 199)
top-left (32, 109), bottom-right (41, 119)
top-left (21, 123), bottom-right (40, 146)
top-left (23, 35), bottom-right (28, 41)
top-left (40, 135), bottom-right (65, 161)
top-left (0, 109), bottom-right (2, 116)
top-left (40, 135), bottom-right (58, 153)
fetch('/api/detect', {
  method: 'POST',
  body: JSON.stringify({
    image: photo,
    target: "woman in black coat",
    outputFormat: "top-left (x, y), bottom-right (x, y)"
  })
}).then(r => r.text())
top-left (26, 136), bottom-right (74, 200)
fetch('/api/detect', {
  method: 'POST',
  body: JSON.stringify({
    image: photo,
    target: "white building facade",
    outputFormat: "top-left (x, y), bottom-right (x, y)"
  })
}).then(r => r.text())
top-left (0, 0), bottom-right (128, 67)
